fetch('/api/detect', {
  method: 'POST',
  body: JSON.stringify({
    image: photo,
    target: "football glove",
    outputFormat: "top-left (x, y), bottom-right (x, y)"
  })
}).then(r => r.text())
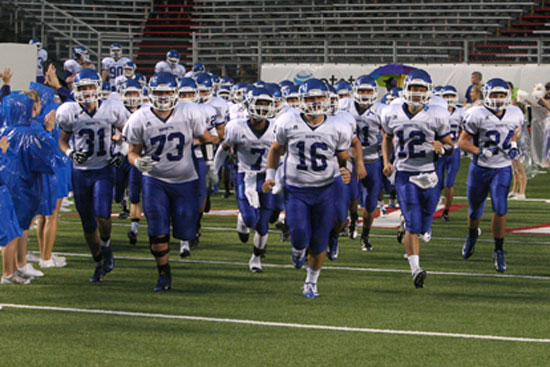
top-left (70, 150), bottom-right (89, 164)
top-left (508, 142), bottom-right (520, 160)
top-left (108, 153), bottom-right (124, 167)
top-left (134, 156), bottom-right (156, 173)
top-left (479, 147), bottom-right (498, 159)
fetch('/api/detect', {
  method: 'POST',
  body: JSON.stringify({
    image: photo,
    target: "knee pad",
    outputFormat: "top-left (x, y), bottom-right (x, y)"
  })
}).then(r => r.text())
top-left (149, 234), bottom-right (170, 245)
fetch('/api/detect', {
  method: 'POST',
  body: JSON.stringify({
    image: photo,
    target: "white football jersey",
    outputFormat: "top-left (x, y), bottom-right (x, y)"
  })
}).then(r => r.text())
top-left (64, 59), bottom-right (82, 77)
top-left (114, 75), bottom-right (129, 90)
top-left (206, 96), bottom-right (229, 126)
top-left (224, 118), bottom-right (276, 173)
top-left (382, 102), bottom-right (451, 173)
top-left (229, 103), bottom-right (248, 121)
top-left (193, 103), bottom-right (218, 159)
top-left (448, 106), bottom-right (466, 146)
top-left (431, 95), bottom-right (449, 109)
top-left (339, 99), bottom-right (385, 161)
top-left (102, 56), bottom-right (132, 90)
top-left (57, 99), bottom-right (129, 170)
top-left (154, 61), bottom-right (186, 80)
top-left (463, 105), bottom-right (523, 169)
top-left (275, 111), bottom-right (352, 188)
top-left (37, 49), bottom-right (48, 77)
top-left (123, 102), bottom-right (207, 184)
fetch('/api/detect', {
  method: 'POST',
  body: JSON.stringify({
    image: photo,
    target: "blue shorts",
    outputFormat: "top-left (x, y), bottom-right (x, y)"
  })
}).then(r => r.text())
top-left (436, 148), bottom-right (461, 189)
top-left (113, 157), bottom-right (131, 203)
top-left (142, 175), bottom-right (199, 240)
top-left (236, 172), bottom-right (274, 236)
top-left (395, 171), bottom-right (439, 235)
top-left (333, 175), bottom-right (350, 223)
top-left (193, 155), bottom-right (207, 207)
top-left (361, 160), bottom-right (383, 213)
top-left (72, 166), bottom-right (114, 233)
top-left (285, 183), bottom-right (335, 254)
top-left (0, 185), bottom-right (23, 246)
top-left (128, 165), bottom-right (142, 204)
top-left (467, 163), bottom-right (512, 219)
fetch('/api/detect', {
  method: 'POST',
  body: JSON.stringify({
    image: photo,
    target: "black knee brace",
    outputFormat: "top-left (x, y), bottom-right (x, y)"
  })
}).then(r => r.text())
top-left (149, 235), bottom-right (170, 258)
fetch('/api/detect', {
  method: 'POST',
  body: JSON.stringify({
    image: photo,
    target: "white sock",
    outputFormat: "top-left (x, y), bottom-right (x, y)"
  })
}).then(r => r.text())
top-left (100, 238), bottom-right (110, 248)
top-left (253, 232), bottom-right (268, 250)
top-left (131, 221), bottom-right (139, 233)
top-left (305, 267), bottom-right (321, 284)
top-left (408, 255), bottom-right (420, 275)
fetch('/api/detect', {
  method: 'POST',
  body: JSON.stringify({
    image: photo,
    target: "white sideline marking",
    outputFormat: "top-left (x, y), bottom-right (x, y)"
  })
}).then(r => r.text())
top-left (57, 221), bottom-right (550, 245)
top-left (2, 303), bottom-right (549, 344)
top-left (44, 252), bottom-right (550, 281)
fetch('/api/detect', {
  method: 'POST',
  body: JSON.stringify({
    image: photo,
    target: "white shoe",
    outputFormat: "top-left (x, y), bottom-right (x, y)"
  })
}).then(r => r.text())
top-left (420, 232), bottom-right (431, 243)
top-left (18, 263), bottom-right (44, 277)
top-left (248, 254), bottom-right (263, 273)
top-left (26, 252), bottom-right (40, 262)
top-left (59, 206), bottom-right (71, 213)
top-left (51, 254), bottom-right (67, 265)
top-left (61, 197), bottom-right (73, 207)
top-left (507, 192), bottom-right (517, 199)
top-left (39, 257), bottom-right (67, 268)
top-left (380, 206), bottom-right (388, 217)
top-left (513, 193), bottom-right (526, 200)
top-left (1, 273), bottom-right (31, 285)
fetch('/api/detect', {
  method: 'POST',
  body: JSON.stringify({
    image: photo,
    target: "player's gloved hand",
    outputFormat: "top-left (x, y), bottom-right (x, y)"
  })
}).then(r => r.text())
top-left (205, 161), bottom-right (219, 190)
top-left (70, 150), bottom-right (88, 164)
top-left (108, 153), bottom-right (124, 167)
top-left (508, 142), bottom-right (520, 160)
top-left (134, 156), bottom-right (156, 173)
top-left (479, 147), bottom-right (498, 159)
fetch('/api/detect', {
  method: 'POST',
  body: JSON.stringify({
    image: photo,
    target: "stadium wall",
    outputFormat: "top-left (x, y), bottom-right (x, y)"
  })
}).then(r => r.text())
top-left (261, 63), bottom-right (550, 103)
top-left (0, 43), bottom-right (37, 91)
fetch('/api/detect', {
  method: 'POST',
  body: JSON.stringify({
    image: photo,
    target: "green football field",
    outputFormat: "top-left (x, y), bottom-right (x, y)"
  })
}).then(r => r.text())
top-left (2, 158), bottom-right (550, 366)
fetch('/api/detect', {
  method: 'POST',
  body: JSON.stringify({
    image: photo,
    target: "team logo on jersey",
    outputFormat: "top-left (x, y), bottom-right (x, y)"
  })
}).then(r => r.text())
top-left (146, 121), bottom-right (152, 127)
top-left (293, 125), bottom-right (298, 129)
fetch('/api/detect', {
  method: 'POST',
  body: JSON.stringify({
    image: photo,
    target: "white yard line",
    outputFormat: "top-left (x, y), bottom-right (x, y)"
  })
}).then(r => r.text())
top-left (42, 252), bottom-right (550, 281)
top-left (1, 303), bottom-right (549, 344)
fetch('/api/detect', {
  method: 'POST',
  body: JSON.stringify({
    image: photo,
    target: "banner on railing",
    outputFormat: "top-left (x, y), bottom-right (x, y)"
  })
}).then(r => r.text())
top-left (0, 43), bottom-right (38, 91)
top-left (261, 63), bottom-right (550, 104)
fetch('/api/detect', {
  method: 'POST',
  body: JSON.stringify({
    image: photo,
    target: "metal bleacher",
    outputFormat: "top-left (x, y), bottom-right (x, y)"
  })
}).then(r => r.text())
top-left (3, 0), bottom-right (152, 67)
top-left (191, 0), bottom-right (539, 77)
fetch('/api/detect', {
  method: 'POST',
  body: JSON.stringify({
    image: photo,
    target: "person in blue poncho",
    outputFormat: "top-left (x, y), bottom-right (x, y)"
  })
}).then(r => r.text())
top-left (0, 136), bottom-right (27, 284)
top-left (1, 92), bottom-right (56, 282)
top-left (25, 85), bottom-right (69, 269)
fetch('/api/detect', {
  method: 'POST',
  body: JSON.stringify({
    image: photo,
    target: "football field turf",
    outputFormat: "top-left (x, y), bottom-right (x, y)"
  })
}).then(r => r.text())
top-left (2, 158), bottom-right (550, 366)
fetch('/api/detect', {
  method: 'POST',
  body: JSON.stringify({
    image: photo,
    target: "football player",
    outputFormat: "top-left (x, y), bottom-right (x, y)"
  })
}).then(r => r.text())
top-left (57, 68), bottom-right (130, 283)
top-left (381, 69), bottom-right (452, 288)
top-left (262, 79), bottom-right (353, 298)
top-left (458, 79), bottom-right (523, 272)
top-left (437, 85), bottom-right (465, 222)
top-left (124, 72), bottom-right (214, 291)
top-left (214, 88), bottom-right (276, 272)
top-left (155, 49), bottom-right (186, 80)
top-left (184, 62), bottom-right (205, 78)
top-left (64, 46), bottom-right (89, 86)
top-left (340, 75), bottom-right (386, 252)
top-left (29, 38), bottom-right (48, 84)
top-left (101, 43), bottom-right (132, 91)
top-left (114, 61), bottom-right (137, 90)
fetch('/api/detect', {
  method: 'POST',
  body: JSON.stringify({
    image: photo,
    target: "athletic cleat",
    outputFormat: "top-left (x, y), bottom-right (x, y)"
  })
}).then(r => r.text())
top-left (223, 191), bottom-right (231, 199)
top-left (380, 206), bottom-right (388, 217)
top-left (204, 195), bottom-right (211, 213)
top-left (90, 263), bottom-right (105, 283)
top-left (101, 246), bottom-right (115, 273)
top-left (179, 241), bottom-right (191, 258)
top-left (441, 212), bottom-right (450, 222)
top-left (420, 232), bottom-right (431, 243)
top-left (236, 213), bottom-right (250, 243)
top-left (493, 250), bottom-right (507, 272)
top-left (462, 236), bottom-right (478, 259)
top-left (327, 236), bottom-right (339, 261)
top-left (412, 268), bottom-right (427, 288)
top-left (189, 236), bottom-right (200, 248)
top-left (388, 199), bottom-right (397, 209)
top-left (248, 254), bottom-right (263, 273)
top-left (396, 215), bottom-right (405, 244)
top-left (154, 275), bottom-right (172, 292)
top-left (361, 236), bottom-right (373, 251)
top-left (127, 229), bottom-right (138, 245)
top-left (349, 213), bottom-right (358, 239)
top-left (302, 282), bottom-right (319, 298)
top-left (291, 248), bottom-right (307, 269)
